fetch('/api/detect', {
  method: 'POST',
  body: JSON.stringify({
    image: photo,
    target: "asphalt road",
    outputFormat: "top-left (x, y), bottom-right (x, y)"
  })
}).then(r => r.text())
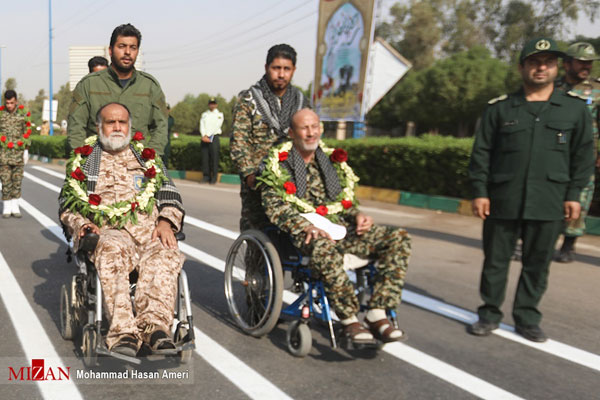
top-left (1, 161), bottom-right (599, 400)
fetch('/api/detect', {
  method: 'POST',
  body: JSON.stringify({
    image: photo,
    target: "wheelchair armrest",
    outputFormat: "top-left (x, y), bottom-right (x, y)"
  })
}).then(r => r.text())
top-left (175, 231), bottom-right (185, 242)
top-left (78, 232), bottom-right (99, 253)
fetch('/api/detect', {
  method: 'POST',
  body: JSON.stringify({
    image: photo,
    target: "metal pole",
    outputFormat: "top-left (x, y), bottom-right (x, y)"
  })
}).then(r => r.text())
top-left (0, 45), bottom-right (5, 98)
top-left (48, 0), bottom-right (54, 136)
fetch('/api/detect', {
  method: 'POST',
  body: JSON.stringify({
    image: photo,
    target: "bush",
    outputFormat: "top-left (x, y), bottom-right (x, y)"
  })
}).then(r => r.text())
top-left (30, 135), bottom-right (69, 158)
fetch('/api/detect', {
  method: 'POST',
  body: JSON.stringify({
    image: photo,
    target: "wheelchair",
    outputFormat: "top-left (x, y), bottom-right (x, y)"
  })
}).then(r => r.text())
top-left (59, 231), bottom-right (195, 367)
top-left (224, 227), bottom-right (400, 357)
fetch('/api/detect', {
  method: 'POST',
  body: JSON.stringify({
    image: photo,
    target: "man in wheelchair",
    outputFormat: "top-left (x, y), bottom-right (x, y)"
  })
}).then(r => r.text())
top-left (258, 109), bottom-right (411, 343)
top-left (59, 102), bottom-right (185, 357)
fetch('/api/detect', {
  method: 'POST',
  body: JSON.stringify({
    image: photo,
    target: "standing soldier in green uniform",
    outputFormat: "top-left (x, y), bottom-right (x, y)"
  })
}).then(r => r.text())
top-left (68, 24), bottom-right (168, 156)
top-left (0, 90), bottom-right (29, 218)
top-left (553, 42), bottom-right (600, 262)
top-left (467, 38), bottom-right (594, 342)
top-left (230, 44), bottom-right (309, 230)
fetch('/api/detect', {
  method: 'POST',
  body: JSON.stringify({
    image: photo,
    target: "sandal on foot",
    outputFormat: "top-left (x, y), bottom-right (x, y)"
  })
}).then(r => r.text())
top-left (150, 330), bottom-right (176, 353)
top-left (343, 322), bottom-right (375, 343)
top-left (366, 318), bottom-right (406, 343)
top-left (111, 335), bottom-right (139, 357)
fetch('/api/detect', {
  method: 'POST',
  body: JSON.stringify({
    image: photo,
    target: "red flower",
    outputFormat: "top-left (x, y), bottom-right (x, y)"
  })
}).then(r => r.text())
top-left (315, 205), bottom-right (328, 216)
top-left (17, 140), bottom-right (23, 147)
top-left (330, 148), bottom-right (348, 163)
top-left (26, 129), bottom-right (31, 134)
top-left (88, 194), bottom-right (101, 206)
top-left (131, 202), bottom-right (139, 212)
top-left (7, 142), bottom-right (14, 149)
top-left (26, 121), bottom-right (31, 127)
top-left (0, 136), bottom-right (5, 143)
top-left (74, 145), bottom-right (93, 156)
top-left (283, 181), bottom-right (296, 194)
top-left (0, 106), bottom-right (4, 111)
top-left (23, 132), bottom-right (30, 139)
top-left (341, 199), bottom-right (353, 209)
top-left (141, 148), bottom-right (156, 160)
top-left (18, 105), bottom-right (24, 109)
top-left (133, 131), bottom-right (144, 141)
top-left (26, 111), bottom-right (31, 117)
top-left (144, 166), bottom-right (156, 179)
top-left (278, 151), bottom-right (288, 162)
top-left (71, 167), bottom-right (86, 181)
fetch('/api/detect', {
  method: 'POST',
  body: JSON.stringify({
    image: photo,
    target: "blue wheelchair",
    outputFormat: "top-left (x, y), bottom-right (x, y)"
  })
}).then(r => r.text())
top-left (223, 228), bottom-right (399, 357)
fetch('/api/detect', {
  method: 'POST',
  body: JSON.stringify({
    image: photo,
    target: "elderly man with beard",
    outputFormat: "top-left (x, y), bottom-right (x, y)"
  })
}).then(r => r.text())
top-left (230, 43), bottom-right (310, 230)
top-left (468, 38), bottom-right (594, 342)
top-left (59, 102), bottom-right (185, 357)
top-left (68, 23), bottom-right (169, 156)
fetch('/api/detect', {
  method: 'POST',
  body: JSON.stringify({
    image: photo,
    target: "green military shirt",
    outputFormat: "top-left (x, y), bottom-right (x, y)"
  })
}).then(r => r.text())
top-left (469, 88), bottom-right (594, 220)
top-left (0, 109), bottom-right (27, 166)
top-left (67, 67), bottom-right (168, 155)
top-left (555, 76), bottom-right (600, 158)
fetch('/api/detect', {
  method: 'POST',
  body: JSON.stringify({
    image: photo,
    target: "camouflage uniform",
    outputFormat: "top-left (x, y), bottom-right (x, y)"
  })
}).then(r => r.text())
top-left (60, 149), bottom-right (185, 349)
top-left (555, 75), bottom-right (600, 236)
top-left (0, 108), bottom-right (26, 200)
top-left (261, 157), bottom-right (411, 319)
top-left (230, 89), bottom-right (309, 230)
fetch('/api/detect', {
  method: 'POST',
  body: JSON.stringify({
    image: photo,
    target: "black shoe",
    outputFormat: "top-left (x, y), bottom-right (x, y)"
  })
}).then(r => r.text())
top-left (467, 319), bottom-right (499, 336)
top-left (150, 330), bottom-right (176, 351)
top-left (515, 324), bottom-right (547, 342)
top-left (111, 335), bottom-right (139, 357)
top-left (554, 249), bottom-right (574, 263)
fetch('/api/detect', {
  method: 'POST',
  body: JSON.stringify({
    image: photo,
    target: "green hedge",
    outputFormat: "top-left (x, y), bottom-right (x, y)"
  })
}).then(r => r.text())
top-left (29, 134), bottom-right (599, 208)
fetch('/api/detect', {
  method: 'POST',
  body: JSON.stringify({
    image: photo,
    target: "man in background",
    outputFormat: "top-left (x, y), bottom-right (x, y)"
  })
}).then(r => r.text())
top-left (199, 98), bottom-right (223, 184)
top-left (88, 56), bottom-right (108, 73)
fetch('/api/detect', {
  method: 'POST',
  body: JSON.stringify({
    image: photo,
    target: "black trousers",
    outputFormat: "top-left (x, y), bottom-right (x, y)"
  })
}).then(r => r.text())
top-left (477, 218), bottom-right (563, 326)
top-left (201, 138), bottom-right (220, 183)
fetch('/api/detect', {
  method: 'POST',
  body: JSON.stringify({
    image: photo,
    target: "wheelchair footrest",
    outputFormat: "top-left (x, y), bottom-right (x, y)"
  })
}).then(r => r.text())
top-left (96, 346), bottom-right (142, 365)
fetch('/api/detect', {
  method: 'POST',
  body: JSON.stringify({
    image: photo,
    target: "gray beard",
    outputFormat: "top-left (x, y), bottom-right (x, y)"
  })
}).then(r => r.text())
top-left (99, 131), bottom-right (131, 152)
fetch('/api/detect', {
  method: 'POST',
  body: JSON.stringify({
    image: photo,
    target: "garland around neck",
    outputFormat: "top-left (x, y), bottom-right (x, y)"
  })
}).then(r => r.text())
top-left (62, 134), bottom-right (166, 227)
top-left (0, 105), bottom-right (33, 150)
top-left (258, 141), bottom-right (359, 222)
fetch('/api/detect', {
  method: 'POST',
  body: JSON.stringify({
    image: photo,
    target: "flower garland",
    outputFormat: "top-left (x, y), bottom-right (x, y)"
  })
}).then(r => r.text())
top-left (61, 132), bottom-right (166, 227)
top-left (0, 104), bottom-right (33, 150)
top-left (257, 141), bottom-right (359, 222)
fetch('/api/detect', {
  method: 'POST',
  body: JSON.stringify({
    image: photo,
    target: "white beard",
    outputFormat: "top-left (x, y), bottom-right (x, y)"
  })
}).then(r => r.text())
top-left (99, 131), bottom-right (131, 152)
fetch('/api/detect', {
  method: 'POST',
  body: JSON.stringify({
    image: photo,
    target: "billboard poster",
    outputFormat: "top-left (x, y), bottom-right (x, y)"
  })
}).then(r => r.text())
top-left (313, 0), bottom-right (376, 121)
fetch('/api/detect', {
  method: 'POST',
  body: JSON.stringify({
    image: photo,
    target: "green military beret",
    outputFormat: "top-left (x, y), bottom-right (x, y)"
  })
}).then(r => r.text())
top-left (565, 42), bottom-right (599, 61)
top-left (519, 37), bottom-right (565, 63)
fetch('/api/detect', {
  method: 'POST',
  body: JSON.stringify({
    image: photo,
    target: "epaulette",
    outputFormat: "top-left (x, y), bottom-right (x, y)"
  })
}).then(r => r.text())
top-left (567, 90), bottom-right (588, 101)
top-left (488, 94), bottom-right (508, 105)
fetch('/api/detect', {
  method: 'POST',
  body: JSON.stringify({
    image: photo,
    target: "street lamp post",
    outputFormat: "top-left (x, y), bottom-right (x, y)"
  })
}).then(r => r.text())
top-left (0, 45), bottom-right (6, 97)
top-left (48, 0), bottom-right (54, 135)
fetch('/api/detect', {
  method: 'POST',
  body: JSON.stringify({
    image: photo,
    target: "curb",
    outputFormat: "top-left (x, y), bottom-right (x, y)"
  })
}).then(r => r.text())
top-left (30, 155), bottom-right (600, 236)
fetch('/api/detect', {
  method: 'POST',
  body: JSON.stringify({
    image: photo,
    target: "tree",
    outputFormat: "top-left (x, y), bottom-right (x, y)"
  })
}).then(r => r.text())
top-left (27, 89), bottom-right (47, 127)
top-left (171, 93), bottom-right (236, 136)
top-left (54, 83), bottom-right (71, 126)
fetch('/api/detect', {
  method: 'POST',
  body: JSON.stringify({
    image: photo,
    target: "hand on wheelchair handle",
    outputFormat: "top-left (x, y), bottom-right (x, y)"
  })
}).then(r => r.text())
top-left (303, 224), bottom-right (333, 244)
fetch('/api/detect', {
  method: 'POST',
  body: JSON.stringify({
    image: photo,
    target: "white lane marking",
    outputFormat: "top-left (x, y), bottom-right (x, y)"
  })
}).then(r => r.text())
top-left (193, 327), bottom-right (292, 400)
top-left (359, 205), bottom-right (425, 219)
top-left (25, 172), bottom-right (61, 193)
top-left (24, 170), bottom-right (600, 371)
top-left (0, 251), bottom-right (83, 399)
top-left (184, 217), bottom-right (238, 240)
top-left (32, 165), bottom-right (65, 179)
top-left (174, 181), bottom-right (239, 193)
top-left (18, 199), bottom-right (293, 400)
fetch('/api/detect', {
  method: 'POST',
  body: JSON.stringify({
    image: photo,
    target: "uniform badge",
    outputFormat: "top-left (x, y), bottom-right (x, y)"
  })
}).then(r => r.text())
top-left (133, 175), bottom-right (146, 190)
top-left (535, 40), bottom-right (551, 50)
top-left (503, 120), bottom-right (518, 126)
top-left (557, 132), bottom-right (567, 144)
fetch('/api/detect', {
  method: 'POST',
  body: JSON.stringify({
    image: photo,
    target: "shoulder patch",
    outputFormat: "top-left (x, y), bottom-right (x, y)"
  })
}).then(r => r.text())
top-left (567, 90), bottom-right (588, 101)
top-left (487, 94), bottom-right (508, 105)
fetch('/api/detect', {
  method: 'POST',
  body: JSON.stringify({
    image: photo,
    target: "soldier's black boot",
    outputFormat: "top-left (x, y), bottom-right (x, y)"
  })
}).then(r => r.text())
top-left (554, 236), bottom-right (576, 263)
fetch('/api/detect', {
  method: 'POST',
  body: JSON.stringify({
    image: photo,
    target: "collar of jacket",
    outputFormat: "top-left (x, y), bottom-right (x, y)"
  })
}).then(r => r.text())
top-left (511, 87), bottom-right (566, 107)
top-left (106, 65), bottom-right (138, 85)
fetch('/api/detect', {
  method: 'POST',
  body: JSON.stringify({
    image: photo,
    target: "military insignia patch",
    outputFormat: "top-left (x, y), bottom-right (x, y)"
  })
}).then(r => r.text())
top-left (488, 94), bottom-right (508, 104)
top-left (536, 40), bottom-right (551, 50)
top-left (134, 175), bottom-right (146, 190)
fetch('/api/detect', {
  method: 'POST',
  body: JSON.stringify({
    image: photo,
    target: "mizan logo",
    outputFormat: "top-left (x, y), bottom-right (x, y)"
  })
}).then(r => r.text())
top-left (535, 40), bottom-right (551, 51)
top-left (8, 359), bottom-right (70, 381)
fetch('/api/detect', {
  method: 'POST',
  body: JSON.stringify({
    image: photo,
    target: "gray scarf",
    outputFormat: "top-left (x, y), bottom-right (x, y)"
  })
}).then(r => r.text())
top-left (250, 75), bottom-right (305, 138)
top-left (282, 146), bottom-right (342, 201)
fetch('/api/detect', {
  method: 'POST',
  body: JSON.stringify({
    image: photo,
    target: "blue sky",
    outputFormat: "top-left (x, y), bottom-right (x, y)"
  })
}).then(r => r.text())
top-left (0, 0), bottom-right (597, 104)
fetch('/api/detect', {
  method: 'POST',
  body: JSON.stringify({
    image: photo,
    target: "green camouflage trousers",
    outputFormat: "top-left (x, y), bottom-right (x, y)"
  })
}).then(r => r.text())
top-left (564, 174), bottom-right (595, 237)
top-left (239, 181), bottom-right (269, 231)
top-left (0, 165), bottom-right (24, 200)
top-left (295, 224), bottom-right (411, 320)
top-left (91, 229), bottom-right (184, 349)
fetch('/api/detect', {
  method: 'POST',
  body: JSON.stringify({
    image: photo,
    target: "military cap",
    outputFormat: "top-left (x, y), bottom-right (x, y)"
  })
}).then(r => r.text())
top-left (519, 37), bottom-right (565, 63)
top-left (208, 97), bottom-right (217, 104)
top-left (565, 42), bottom-right (599, 61)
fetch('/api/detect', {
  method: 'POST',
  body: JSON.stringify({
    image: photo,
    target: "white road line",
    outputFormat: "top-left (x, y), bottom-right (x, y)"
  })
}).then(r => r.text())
top-left (32, 165), bottom-right (65, 179)
top-left (25, 172), bottom-right (61, 193)
top-left (18, 198), bottom-right (294, 400)
top-left (359, 205), bottom-right (425, 219)
top-left (23, 169), bottom-right (600, 372)
top-left (0, 251), bottom-right (83, 399)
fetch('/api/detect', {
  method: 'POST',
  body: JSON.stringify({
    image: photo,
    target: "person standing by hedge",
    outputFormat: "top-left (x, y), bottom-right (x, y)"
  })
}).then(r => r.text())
top-left (200, 98), bottom-right (224, 184)
top-left (553, 42), bottom-right (600, 262)
top-left (67, 24), bottom-right (169, 156)
top-left (467, 38), bottom-right (594, 342)
top-left (0, 90), bottom-right (30, 218)
top-left (230, 44), bottom-right (309, 230)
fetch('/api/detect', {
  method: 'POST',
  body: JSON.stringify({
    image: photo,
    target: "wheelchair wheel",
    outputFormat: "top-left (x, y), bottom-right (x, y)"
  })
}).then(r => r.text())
top-left (82, 326), bottom-right (98, 368)
top-left (175, 325), bottom-right (192, 364)
top-left (224, 230), bottom-right (283, 337)
top-left (60, 284), bottom-right (74, 340)
top-left (286, 320), bottom-right (312, 357)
